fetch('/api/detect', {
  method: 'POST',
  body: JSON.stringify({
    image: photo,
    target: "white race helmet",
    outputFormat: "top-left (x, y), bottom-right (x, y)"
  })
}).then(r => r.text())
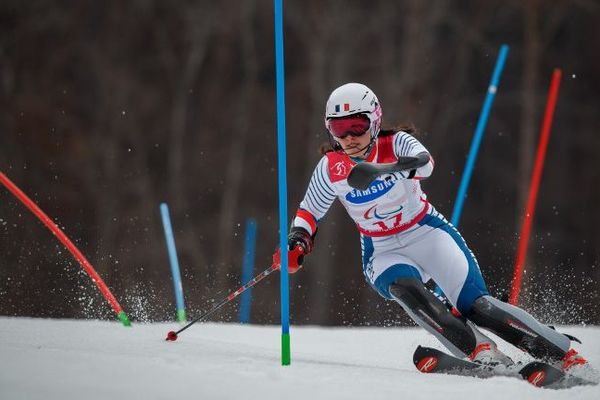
top-left (325, 82), bottom-right (382, 140)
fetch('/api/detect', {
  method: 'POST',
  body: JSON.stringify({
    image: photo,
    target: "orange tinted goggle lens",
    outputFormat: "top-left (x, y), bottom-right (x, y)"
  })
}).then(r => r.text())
top-left (327, 115), bottom-right (370, 139)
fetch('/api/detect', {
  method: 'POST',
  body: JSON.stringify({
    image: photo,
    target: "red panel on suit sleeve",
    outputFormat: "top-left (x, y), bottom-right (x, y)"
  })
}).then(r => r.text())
top-left (376, 135), bottom-right (398, 163)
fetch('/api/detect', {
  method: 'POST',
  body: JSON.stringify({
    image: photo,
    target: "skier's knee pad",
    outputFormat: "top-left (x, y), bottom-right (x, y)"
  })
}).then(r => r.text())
top-left (388, 277), bottom-right (426, 302)
top-left (389, 278), bottom-right (466, 328)
top-left (389, 278), bottom-right (476, 356)
top-left (470, 295), bottom-right (570, 360)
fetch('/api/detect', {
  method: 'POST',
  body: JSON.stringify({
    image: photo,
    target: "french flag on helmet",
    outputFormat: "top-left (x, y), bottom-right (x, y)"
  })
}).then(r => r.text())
top-left (325, 82), bottom-right (383, 141)
top-left (334, 103), bottom-right (351, 112)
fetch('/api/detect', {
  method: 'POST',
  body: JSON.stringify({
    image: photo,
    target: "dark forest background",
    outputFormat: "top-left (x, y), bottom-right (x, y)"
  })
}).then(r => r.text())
top-left (1, 0), bottom-right (599, 326)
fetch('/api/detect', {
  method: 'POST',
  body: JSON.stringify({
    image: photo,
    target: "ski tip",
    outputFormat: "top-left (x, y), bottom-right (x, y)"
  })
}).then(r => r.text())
top-left (527, 370), bottom-right (547, 387)
top-left (413, 345), bottom-right (439, 374)
top-left (413, 346), bottom-right (440, 373)
top-left (416, 356), bottom-right (439, 373)
top-left (520, 362), bottom-right (564, 387)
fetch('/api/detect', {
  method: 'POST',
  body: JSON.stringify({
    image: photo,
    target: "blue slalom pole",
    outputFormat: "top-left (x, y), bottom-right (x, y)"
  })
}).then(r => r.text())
top-left (239, 218), bottom-right (257, 324)
top-left (433, 45), bottom-right (509, 299)
top-left (274, 0), bottom-right (290, 366)
top-left (451, 44), bottom-right (509, 227)
top-left (160, 203), bottom-right (186, 322)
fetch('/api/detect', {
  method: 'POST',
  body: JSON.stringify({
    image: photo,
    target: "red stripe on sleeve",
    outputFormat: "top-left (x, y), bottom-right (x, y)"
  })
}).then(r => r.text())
top-left (296, 209), bottom-right (318, 234)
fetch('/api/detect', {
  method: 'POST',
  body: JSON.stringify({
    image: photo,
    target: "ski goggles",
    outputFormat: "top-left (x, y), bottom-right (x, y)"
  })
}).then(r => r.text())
top-left (327, 114), bottom-right (370, 139)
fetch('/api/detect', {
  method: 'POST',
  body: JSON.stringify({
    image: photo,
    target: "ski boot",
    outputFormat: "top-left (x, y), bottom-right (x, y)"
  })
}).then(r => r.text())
top-left (554, 348), bottom-right (599, 384)
top-left (467, 321), bottom-right (515, 369)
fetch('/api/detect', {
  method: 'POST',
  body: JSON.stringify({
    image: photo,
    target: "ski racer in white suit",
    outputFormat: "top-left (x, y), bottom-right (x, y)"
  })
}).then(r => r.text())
top-left (277, 82), bottom-right (590, 372)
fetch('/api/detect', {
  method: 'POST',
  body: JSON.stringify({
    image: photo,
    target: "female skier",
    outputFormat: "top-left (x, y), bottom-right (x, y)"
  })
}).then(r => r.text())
top-left (275, 82), bottom-right (589, 373)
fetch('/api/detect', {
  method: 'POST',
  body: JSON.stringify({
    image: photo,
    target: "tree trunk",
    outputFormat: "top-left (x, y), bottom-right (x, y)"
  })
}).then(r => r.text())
top-left (216, 0), bottom-right (258, 278)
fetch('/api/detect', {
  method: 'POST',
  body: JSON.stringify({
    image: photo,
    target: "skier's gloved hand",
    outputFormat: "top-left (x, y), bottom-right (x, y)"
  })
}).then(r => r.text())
top-left (287, 226), bottom-right (314, 256)
top-left (272, 245), bottom-right (305, 274)
top-left (271, 227), bottom-right (315, 274)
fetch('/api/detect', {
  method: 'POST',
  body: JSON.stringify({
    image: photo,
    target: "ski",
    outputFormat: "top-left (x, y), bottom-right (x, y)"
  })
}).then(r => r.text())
top-left (413, 345), bottom-right (507, 380)
top-left (518, 361), bottom-right (594, 389)
top-left (413, 345), bottom-right (594, 388)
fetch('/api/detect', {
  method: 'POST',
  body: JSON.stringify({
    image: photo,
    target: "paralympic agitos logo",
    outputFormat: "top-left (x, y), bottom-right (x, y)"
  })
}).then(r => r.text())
top-left (345, 177), bottom-right (396, 204)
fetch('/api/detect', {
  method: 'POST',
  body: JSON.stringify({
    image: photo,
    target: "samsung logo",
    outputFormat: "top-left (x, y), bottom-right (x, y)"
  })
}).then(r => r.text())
top-left (345, 178), bottom-right (396, 204)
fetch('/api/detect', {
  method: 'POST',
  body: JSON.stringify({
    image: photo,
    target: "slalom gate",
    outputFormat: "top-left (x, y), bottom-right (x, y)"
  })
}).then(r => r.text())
top-left (0, 172), bottom-right (130, 326)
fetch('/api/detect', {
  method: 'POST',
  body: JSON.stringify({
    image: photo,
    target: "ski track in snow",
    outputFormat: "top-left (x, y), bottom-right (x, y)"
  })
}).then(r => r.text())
top-left (0, 317), bottom-right (598, 400)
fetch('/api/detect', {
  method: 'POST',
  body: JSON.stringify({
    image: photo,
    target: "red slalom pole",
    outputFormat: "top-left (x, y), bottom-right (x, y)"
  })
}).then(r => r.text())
top-left (509, 69), bottom-right (562, 305)
top-left (0, 172), bottom-right (131, 326)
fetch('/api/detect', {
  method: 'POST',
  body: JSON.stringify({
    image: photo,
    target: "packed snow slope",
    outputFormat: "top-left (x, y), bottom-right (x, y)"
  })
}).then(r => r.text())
top-left (0, 317), bottom-right (599, 400)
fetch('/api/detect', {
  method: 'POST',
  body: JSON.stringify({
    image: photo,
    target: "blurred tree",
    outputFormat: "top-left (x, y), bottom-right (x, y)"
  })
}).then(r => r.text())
top-left (0, 0), bottom-right (598, 325)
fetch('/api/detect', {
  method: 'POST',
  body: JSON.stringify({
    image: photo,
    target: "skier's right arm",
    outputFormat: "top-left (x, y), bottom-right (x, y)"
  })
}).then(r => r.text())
top-left (273, 157), bottom-right (336, 273)
top-left (292, 156), bottom-right (336, 238)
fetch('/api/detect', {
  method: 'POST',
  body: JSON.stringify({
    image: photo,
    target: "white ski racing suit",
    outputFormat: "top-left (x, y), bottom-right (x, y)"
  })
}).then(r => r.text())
top-left (292, 131), bottom-right (488, 315)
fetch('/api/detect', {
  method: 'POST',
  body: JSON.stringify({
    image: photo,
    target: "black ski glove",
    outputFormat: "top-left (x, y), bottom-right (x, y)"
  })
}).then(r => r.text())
top-left (288, 226), bottom-right (314, 265)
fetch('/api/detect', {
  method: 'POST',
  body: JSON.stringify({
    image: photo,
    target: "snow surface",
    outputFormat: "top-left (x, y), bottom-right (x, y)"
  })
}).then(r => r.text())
top-left (0, 317), bottom-right (598, 400)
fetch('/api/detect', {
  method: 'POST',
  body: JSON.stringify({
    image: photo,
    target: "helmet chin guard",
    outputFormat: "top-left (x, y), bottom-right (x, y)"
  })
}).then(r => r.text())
top-left (325, 82), bottom-right (382, 142)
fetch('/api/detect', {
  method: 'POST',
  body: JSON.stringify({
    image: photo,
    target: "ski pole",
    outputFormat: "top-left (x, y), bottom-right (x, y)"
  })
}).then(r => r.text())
top-left (165, 262), bottom-right (279, 341)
